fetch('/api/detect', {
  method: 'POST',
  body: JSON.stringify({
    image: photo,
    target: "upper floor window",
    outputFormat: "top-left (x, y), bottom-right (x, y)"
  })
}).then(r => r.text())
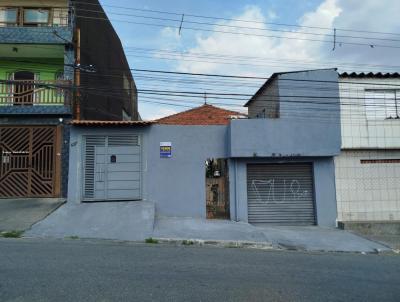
top-left (0, 8), bottom-right (18, 26)
top-left (24, 9), bottom-right (49, 26)
top-left (0, 7), bottom-right (69, 27)
top-left (365, 89), bottom-right (399, 120)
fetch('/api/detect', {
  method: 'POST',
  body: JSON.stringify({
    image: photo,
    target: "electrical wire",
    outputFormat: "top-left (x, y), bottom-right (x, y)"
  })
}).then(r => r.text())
top-left (71, 1), bottom-right (400, 37)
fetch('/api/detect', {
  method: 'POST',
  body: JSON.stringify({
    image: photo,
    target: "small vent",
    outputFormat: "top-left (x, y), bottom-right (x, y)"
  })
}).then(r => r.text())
top-left (108, 135), bottom-right (139, 146)
top-left (86, 136), bottom-right (106, 146)
top-left (84, 136), bottom-right (106, 199)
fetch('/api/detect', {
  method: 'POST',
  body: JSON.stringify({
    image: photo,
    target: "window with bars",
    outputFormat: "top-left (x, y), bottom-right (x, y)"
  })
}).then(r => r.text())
top-left (365, 89), bottom-right (399, 120)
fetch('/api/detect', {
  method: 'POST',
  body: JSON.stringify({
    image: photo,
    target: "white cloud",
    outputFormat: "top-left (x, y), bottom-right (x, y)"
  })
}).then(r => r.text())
top-left (139, 105), bottom-right (178, 120)
top-left (169, 0), bottom-right (399, 76)
top-left (173, 2), bottom-right (341, 76)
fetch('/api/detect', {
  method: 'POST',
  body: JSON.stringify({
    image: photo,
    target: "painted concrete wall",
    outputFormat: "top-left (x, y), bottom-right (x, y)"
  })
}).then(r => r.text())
top-left (335, 150), bottom-right (400, 222)
top-left (238, 69), bottom-right (341, 158)
top-left (339, 77), bottom-right (400, 149)
top-left (145, 125), bottom-right (228, 218)
top-left (68, 124), bottom-right (337, 226)
top-left (248, 79), bottom-right (279, 118)
top-left (68, 125), bottom-right (228, 218)
top-left (278, 69), bottom-right (340, 121)
top-left (229, 118), bottom-right (341, 157)
top-left (229, 157), bottom-right (337, 227)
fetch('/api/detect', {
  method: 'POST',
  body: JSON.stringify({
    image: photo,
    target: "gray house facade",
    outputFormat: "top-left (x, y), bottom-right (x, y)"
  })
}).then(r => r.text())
top-left (67, 69), bottom-right (341, 227)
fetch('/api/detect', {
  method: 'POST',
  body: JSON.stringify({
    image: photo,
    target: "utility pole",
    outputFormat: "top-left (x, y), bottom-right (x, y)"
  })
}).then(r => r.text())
top-left (74, 28), bottom-right (81, 120)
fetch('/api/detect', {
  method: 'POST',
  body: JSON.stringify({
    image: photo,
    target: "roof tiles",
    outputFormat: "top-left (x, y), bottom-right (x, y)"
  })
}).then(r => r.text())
top-left (157, 104), bottom-right (246, 125)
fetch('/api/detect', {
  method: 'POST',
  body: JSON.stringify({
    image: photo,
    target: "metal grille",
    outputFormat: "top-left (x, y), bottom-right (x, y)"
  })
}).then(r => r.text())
top-left (0, 127), bottom-right (57, 197)
top-left (83, 135), bottom-right (141, 201)
top-left (108, 135), bottom-right (139, 146)
top-left (84, 136), bottom-right (106, 199)
top-left (247, 163), bottom-right (315, 225)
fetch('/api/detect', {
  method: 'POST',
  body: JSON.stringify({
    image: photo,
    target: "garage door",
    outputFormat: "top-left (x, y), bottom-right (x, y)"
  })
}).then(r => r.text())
top-left (247, 163), bottom-right (315, 225)
top-left (83, 135), bottom-right (141, 201)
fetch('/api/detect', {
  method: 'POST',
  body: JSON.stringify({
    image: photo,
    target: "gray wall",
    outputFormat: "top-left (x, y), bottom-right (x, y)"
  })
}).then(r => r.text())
top-left (233, 69), bottom-right (341, 158)
top-left (68, 124), bottom-right (337, 226)
top-left (229, 118), bottom-right (341, 157)
top-left (248, 79), bottom-right (279, 118)
top-left (145, 125), bottom-right (228, 217)
top-left (68, 125), bottom-right (228, 218)
top-left (229, 157), bottom-right (337, 227)
top-left (278, 69), bottom-right (340, 122)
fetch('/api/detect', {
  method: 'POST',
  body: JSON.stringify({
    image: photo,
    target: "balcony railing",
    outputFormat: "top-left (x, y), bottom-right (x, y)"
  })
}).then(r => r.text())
top-left (0, 80), bottom-right (72, 106)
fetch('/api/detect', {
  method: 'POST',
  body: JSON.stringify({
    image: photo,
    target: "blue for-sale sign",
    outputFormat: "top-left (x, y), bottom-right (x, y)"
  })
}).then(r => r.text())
top-left (160, 142), bottom-right (172, 158)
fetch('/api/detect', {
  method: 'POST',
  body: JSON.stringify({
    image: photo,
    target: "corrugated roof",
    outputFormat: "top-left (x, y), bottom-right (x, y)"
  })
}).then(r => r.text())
top-left (340, 72), bottom-right (400, 78)
top-left (157, 104), bottom-right (247, 125)
top-left (70, 120), bottom-right (154, 126)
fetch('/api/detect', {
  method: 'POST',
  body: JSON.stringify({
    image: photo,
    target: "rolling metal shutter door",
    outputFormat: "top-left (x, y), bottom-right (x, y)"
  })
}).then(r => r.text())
top-left (247, 163), bottom-right (315, 225)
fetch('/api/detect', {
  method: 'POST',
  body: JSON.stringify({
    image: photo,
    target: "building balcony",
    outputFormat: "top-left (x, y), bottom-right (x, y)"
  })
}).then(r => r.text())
top-left (0, 80), bottom-right (73, 115)
top-left (0, 7), bottom-right (73, 44)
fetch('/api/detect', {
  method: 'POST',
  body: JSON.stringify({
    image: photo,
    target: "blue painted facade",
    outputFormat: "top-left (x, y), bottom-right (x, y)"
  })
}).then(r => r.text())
top-left (66, 69), bottom-right (341, 227)
top-left (0, 26), bottom-right (73, 44)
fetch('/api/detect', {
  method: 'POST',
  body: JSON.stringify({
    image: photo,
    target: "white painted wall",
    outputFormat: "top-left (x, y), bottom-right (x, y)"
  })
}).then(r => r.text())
top-left (335, 150), bottom-right (400, 222)
top-left (339, 77), bottom-right (400, 149)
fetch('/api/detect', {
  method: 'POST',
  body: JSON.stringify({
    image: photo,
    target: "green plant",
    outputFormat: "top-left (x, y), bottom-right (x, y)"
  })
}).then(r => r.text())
top-left (66, 235), bottom-right (79, 240)
top-left (145, 237), bottom-right (158, 244)
top-left (1, 230), bottom-right (24, 238)
top-left (182, 240), bottom-right (194, 245)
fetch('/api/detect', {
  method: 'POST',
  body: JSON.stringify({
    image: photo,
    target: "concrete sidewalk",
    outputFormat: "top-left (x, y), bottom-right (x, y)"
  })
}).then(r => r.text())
top-left (26, 201), bottom-right (155, 241)
top-left (25, 202), bottom-right (391, 253)
top-left (153, 216), bottom-right (391, 253)
top-left (0, 198), bottom-right (64, 231)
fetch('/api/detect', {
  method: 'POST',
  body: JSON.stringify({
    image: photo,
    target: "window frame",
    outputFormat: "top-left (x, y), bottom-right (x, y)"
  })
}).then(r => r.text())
top-left (364, 89), bottom-right (399, 120)
top-left (22, 8), bottom-right (50, 26)
top-left (0, 7), bottom-right (18, 26)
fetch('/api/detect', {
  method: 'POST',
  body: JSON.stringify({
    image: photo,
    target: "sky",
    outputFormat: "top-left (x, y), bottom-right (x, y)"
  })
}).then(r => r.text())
top-left (98, 0), bottom-right (400, 120)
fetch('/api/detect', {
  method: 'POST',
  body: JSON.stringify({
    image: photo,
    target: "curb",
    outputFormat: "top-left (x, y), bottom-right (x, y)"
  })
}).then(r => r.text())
top-left (154, 238), bottom-right (275, 250)
top-left (152, 238), bottom-right (396, 254)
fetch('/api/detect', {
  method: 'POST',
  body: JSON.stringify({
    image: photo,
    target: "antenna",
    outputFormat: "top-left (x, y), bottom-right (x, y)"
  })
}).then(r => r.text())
top-left (204, 92), bottom-right (207, 104)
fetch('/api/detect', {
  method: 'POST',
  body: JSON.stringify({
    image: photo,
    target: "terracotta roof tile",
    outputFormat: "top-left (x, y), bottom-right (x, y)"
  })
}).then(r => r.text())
top-left (71, 120), bottom-right (154, 126)
top-left (157, 104), bottom-right (247, 125)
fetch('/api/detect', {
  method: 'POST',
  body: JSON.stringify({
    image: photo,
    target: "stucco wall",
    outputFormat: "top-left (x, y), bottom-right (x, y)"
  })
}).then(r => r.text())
top-left (68, 124), bottom-right (338, 226)
top-left (248, 79), bottom-right (279, 118)
top-left (229, 118), bottom-right (341, 157)
top-left (67, 125), bottom-right (228, 218)
top-left (145, 125), bottom-right (228, 217)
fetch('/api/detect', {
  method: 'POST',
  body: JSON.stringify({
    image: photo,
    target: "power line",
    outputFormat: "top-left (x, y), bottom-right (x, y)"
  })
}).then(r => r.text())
top-left (74, 7), bottom-right (400, 44)
top-left (71, 1), bottom-right (400, 37)
top-left (75, 15), bottom-right (400, 49)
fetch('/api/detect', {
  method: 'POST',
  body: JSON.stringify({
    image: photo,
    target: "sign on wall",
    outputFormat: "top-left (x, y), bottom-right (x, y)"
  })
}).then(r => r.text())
top-left (160, 142), bottom-right (172, 158)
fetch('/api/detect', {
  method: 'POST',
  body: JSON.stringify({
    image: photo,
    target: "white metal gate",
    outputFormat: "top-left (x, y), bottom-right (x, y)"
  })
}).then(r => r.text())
top-left (247, 163), bottom-right (315, 225)
top-left (83, 135), bottom-right (141, 201)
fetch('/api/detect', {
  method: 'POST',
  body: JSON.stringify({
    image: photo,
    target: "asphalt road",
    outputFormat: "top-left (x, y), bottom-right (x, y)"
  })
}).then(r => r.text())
top-left (0, 238), bottom-right (399, 302)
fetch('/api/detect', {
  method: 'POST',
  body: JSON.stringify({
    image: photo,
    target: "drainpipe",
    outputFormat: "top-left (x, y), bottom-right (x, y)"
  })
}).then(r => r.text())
top-left (234, 159), bottom-right (239, 222)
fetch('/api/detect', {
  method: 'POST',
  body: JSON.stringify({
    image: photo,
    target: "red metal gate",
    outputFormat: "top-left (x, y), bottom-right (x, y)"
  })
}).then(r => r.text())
top-left (0, 127), bottom-right (61, 198)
